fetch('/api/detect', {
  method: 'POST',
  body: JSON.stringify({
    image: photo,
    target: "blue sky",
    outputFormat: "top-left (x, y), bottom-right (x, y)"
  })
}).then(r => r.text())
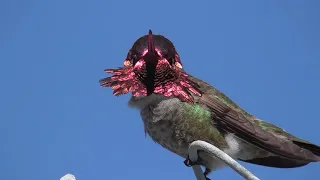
top-left (1, 0), bottom-right (320, 180)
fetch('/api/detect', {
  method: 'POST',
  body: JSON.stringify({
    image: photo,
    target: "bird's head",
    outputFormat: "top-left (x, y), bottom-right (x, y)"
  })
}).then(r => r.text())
top-left (100, 30), bottom-right (202, 103)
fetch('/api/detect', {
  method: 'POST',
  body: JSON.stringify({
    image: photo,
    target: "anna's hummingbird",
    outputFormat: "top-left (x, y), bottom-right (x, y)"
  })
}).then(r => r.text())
top-left (100, 30), bottom-right (320, 179)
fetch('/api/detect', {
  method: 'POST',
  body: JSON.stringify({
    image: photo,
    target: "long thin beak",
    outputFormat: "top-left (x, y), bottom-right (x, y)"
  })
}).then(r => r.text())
top-left (147, 29), bottom-right (156, 55)
top-left (144, 29), bottom-right (158, 96)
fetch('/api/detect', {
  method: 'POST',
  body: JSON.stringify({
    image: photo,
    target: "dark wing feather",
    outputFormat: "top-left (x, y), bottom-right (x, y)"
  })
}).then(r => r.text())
top-left (241, 156), bottom-right (310, 168)
top-left (199, 94), bottom-right (320, 162)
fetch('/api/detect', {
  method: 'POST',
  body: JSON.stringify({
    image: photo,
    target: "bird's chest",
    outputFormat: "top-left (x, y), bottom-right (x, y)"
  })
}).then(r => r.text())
top-left (131, 96), bottom-right (190, 156)
top-left (141, 108), bottom-right (175, 147)
top-left (142, 103), bottom-right (189, 156)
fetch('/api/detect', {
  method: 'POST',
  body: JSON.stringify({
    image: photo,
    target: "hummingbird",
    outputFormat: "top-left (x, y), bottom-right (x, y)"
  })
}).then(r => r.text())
top-left (99, 30), bottom-right (320, 179)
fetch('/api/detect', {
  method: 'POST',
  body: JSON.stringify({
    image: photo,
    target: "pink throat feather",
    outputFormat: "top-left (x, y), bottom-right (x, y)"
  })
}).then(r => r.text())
top-left (99, 59), bottom-right (202, 104)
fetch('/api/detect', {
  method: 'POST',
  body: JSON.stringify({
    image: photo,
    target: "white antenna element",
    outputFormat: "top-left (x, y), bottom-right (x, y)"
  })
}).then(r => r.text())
top-left (188, 140), bottom-right (260, 180)
top-left (60, 174), bottom-right (76, 180)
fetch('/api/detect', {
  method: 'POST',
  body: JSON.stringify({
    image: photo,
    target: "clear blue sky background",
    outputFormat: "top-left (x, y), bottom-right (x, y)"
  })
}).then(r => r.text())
top-left (1, 1), bottom-right (320, 180)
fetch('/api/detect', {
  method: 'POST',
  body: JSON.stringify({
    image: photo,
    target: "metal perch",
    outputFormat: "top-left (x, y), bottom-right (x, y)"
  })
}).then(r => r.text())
top-left (60, 174), bottom-right (76, 180)
top-left (59, 141), bottom-right (260, 180)
top-left (188, 140), bottom-right (260, 180)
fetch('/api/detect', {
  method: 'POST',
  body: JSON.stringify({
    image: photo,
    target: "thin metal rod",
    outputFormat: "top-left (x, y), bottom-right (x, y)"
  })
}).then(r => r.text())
top-left (191, 165), bottom-right (207, 180)
top-left (188, 140), bottom-right (260, 180)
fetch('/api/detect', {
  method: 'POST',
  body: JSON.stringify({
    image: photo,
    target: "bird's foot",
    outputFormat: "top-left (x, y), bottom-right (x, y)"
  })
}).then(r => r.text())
top-left (204, 168), bottom-right (212, 180)
top-left (183, 155), bottom-right (202, 167)
top-left (184, 156), bottom-right (211, 180)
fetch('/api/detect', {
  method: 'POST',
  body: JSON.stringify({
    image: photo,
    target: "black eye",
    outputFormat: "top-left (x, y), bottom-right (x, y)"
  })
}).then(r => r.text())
top-left (132, 54), bottom-right (138, 65)
top-left (168, 57), bottom-right (175, 65)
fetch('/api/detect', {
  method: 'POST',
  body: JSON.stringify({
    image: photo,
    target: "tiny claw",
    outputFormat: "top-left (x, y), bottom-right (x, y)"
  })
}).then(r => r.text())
top-left (183, 155), bottom-right (201, 167)
top-left (183, 157), bottom-right (192, 167)
top-left (204, 168), bottom-right (212, 180)
top-left (184, 156), bottom-right (211, 180)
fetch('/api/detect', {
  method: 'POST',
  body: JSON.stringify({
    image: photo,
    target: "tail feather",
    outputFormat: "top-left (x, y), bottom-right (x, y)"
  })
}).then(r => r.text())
top-left (241, 140), bottom-right (320, 168)
top-left (240, 156), bottom-right (310, 168)
top-left (293, 141), bottom-right (320, 157)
